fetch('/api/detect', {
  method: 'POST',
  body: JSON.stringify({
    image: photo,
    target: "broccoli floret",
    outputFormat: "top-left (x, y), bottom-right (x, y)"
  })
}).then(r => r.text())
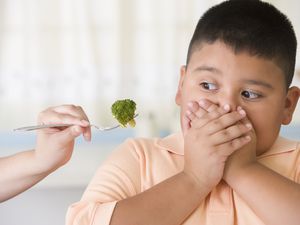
top-left (111, 99), bottom-right (137, 127)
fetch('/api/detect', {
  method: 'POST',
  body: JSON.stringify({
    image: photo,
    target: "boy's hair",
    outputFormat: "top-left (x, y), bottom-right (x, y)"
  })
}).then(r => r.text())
top-left (187, 0), bottom-right (297, 89)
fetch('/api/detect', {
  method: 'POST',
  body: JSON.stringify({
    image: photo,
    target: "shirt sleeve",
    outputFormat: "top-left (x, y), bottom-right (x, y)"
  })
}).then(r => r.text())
top-left (66, 139), bottom-right (142, 225)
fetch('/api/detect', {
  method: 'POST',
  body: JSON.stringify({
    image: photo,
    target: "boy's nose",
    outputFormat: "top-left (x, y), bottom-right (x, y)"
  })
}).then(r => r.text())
top-left (218, 93), bottom-right (240, 111)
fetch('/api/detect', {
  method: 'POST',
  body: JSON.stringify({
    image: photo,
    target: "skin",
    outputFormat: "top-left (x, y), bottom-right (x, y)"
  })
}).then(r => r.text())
top-left (178, 41), bottom-right (298, 156)
top-left (110, 41), bottom-right (298, 225)
top-left (0, 105), bottom-right (91, 202)
top-left (177, 41), bottom-right (300, 225)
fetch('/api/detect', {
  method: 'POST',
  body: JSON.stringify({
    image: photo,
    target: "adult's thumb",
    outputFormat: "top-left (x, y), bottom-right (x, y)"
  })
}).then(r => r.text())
top-left (55, 125), bottom-right (83, 145)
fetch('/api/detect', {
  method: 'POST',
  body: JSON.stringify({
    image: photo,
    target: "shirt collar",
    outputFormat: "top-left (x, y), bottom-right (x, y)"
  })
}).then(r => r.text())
top-left (258, 136), bottom-right (299, 158)
top-left (157, 133), bottom-right (298, 157)
top-left (156, 132), bottom-right (184, 155)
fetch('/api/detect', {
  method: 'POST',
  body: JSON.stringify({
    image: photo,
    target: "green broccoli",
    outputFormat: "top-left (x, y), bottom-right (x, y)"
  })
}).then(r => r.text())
top-left (111, 99), bottom-right (137, 127)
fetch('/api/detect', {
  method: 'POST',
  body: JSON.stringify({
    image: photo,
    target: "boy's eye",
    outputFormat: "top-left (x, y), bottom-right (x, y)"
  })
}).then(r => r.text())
top-left (200, 82), bottom-right (218, 90)
top-left (241, 90), bottom-right (261, 99)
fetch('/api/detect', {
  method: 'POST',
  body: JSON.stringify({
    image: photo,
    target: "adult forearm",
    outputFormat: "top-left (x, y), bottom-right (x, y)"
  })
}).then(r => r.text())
top-left (225, 163), bottom-right (300, 225)
top-left (0, 150), bottom-right (50, 202)
top-left (110, 171), bottom-right (210, 225)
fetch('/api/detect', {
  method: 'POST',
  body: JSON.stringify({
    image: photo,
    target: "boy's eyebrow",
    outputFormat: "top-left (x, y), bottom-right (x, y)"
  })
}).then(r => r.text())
top-left (241, 79), bottom-right (274, 89)
top-left (192, 66), bottom-right (274, 89)
top-left (192, 65), bottom-right (222, 74)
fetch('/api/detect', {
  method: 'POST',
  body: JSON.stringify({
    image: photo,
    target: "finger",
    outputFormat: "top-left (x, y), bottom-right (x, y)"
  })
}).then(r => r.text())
top-left (53, 125), bottom-right (84, 147)
top-left (186, 102), bottom-right (199, 122)
top-left (237, 106), bottom-right (252, 126)
top-left (39, 105), bottom-right (91, 141)
top-left (82, 126), bottom-right (92, 142)
top-left (183, 101), bottom-right (201, 135)
top-left (216, 135), bottom-right (251, 157)
top-left (236, 106), bottom-right (255, 137)
top-left (188, 101), bottom-right (208, 119)
top-left (38, 110), bottom-right (89, 127)
top-left (48, 104), bottom-right (81, 114)
top-left (198, 99), bottom-right (221, 113)
top-left (205, 108), bottom-right (247, 135)
top-left (211, 121), bottom-right (252, 145)
top-left (52, 105), bottom-right (90, 122)
top-left (72, 106), bottom-right (92, 141)
top-left (190, 103), bottom-right (230, 129)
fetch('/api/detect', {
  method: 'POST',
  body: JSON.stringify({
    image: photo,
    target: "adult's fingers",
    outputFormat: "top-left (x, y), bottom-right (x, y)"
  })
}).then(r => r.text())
top-left (38, 104), bottom-right (91, 142)
top-left (38, 110), bottom-right (89, 127)
top-left (52, 105), bottom-right (89, 122)
top-left (52, 125), bottom-right (83, 147)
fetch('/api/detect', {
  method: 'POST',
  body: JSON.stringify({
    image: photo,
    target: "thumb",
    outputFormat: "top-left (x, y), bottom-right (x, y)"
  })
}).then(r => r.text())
top-left (54, 125), bottom-right (83, 146)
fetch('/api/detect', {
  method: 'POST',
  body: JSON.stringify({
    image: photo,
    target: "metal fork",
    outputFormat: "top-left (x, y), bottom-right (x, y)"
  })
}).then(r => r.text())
top-left (14, 114), bottom-right (138, 132)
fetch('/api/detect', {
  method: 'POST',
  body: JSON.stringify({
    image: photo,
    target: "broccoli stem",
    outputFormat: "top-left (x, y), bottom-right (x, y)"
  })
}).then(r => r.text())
top-left (128, 119), bottom-right (136, 127)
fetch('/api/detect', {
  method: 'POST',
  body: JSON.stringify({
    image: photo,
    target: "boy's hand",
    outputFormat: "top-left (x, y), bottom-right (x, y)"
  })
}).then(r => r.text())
top-left (189, 100), bottom-right (257, 183)
top-left (182, 100), bottom-right (252, 192)
top-left (34, 105), bottom-right (91, 173)
top-left (223, 108), bottom-right (257, 182)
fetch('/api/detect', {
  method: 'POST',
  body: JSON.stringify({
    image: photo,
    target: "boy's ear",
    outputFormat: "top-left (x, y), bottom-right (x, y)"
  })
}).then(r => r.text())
top-left (281, 86), bottom-right (300, 125)
top-left (175, 65), bottom-right (187, 106)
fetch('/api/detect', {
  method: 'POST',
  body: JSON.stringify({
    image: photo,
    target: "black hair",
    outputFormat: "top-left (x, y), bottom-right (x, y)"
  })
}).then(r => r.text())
top-left (186, 0), bottom-right (297, 89)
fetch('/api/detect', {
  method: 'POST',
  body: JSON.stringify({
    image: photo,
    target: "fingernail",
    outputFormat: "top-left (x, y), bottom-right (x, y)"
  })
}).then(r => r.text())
top-left (245, 135), bottom-right (251, 141)
top-left (223, 104), bottom-right (230, 111)
top-left (81, 120), bottom-right (90, 126)
top-left (239, 109), bottom-right (246, 116)
top-left (245, 123), bottom-right (252, 129)
top-left (84, 133), bottom-right (91, 142)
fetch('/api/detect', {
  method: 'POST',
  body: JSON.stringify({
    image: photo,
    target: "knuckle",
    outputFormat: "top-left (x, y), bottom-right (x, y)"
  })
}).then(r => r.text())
top-left (213, 110), bottom-right (221, 117)
top-left (76, 105), bottom-right (83, 111)
top-left (239, 124), bottom-right (248, 132)
top-left (67, 104), bottom-right (77, 110)
top-left (221, 129), bottom-right (230, 138)
top-left (209, 110), bottom-right (221, 120)
top-left (231, 137), bottom-right (244, 149)
top-left (207, 104), bottom-right (217, 112)
top-left (217, 107), bottom-right (226, 115)
top-left (213, 118), bottom-right (224, 127)
top-left (211, 119), bottom-right (222, 129)
top-left (227, 111), bottom-right (240, 121)
top-left (188, 114), bottom-right (195, 122)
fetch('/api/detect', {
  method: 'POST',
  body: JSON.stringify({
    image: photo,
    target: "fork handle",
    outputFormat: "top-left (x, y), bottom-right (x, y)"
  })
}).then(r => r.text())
top-left (14, 124), bottom-right (73, 131)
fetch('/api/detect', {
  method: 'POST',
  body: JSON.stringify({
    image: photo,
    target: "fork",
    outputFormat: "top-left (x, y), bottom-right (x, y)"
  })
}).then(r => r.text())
top-left (14, 114), bottom-right (139, 132)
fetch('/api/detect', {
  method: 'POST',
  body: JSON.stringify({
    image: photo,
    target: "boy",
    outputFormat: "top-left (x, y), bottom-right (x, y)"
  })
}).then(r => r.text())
top-left (0, 105), bottom-right (91, 202)
top-left (66, 1), bottom-right (300, 225)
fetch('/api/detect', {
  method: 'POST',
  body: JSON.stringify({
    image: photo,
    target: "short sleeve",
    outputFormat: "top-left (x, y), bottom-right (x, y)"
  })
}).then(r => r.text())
top-left (66, 139), bottom-right (141, 225)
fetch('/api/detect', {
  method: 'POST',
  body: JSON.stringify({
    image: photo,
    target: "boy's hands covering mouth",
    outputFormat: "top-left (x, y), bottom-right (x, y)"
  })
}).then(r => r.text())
top-left (182, 99), bottom-right (255, 191)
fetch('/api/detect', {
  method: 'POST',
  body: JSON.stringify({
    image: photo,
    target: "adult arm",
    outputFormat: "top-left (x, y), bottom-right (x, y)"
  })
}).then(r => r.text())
top-left (0, 105), bottom-right (90, 202)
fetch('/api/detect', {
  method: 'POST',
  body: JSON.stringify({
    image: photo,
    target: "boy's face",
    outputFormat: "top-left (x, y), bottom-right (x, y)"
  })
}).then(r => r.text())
top-left (176, 41), bottom-right (299, 155)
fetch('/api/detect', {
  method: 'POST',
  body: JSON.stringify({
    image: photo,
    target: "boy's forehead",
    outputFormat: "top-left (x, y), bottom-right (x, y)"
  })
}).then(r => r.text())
top-left (188, 41), bottom-right (286, 87)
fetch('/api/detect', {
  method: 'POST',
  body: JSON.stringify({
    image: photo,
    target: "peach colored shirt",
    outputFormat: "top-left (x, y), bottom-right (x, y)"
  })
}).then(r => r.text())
top-left (66, 133), bottom-right (300, 225)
